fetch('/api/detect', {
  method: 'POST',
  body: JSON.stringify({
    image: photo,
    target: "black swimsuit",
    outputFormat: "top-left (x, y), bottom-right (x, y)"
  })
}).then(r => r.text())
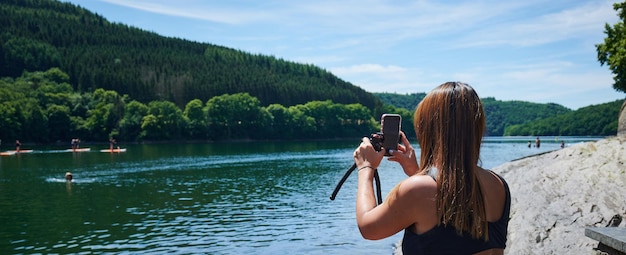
top-left (401, 171), bottom-right (511, 255)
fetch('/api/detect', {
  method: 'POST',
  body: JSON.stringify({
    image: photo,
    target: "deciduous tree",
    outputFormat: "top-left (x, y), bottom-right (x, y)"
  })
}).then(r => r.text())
top-left (597, 1), bottom-right (626, 93)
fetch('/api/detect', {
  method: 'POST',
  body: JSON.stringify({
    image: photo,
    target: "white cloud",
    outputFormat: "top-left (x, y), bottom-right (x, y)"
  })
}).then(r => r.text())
top-left (332, 64), bottom-right (406, 75)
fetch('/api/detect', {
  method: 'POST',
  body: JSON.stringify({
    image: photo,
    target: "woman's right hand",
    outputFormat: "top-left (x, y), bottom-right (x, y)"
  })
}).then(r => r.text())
top-left (388, 131), bottom-right (419, 176)
top-left (353, 137), bottom-right (385, 171)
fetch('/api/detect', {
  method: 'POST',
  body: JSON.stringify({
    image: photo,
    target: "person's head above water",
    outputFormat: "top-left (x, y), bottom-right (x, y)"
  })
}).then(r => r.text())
top-left (65, 172), bottom-right (73, 182)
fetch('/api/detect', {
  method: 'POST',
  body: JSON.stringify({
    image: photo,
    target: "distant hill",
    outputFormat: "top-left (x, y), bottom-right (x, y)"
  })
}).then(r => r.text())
top-left (482, 97), bottom-right (571, 136)
top-left (374, 93), bottom-right (574, 136)
top-left (373, 92), bottom-right (426, 111)
top-left (0, 0), bottom-right (382, 111)
top-left (504, 100), bottom-right (623, 136)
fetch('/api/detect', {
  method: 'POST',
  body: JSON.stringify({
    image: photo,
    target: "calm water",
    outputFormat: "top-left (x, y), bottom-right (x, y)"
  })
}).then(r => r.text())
top-left (0, 136), bottom-right (601, 254)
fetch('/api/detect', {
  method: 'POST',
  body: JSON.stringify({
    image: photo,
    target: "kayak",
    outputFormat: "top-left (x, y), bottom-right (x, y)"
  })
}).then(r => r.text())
top-left (1, 149), bottom-right (33, 155)
top-left (100, 148), bottom-right (126, 153)
top-left (65, 148), bottom-right (91, 152)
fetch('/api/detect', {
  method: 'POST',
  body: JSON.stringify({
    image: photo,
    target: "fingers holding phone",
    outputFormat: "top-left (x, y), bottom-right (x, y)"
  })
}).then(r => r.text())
top-left (388, 131), bottom-right (419, 176)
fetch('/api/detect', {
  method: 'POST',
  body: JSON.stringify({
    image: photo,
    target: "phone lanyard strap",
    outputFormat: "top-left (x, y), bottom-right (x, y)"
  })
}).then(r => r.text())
top-left (330, 163), bottom-right (383, 205)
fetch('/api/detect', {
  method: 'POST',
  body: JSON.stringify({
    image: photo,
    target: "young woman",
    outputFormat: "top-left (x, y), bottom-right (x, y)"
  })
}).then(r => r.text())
top-left (353, 82), bottom-right (510, 254)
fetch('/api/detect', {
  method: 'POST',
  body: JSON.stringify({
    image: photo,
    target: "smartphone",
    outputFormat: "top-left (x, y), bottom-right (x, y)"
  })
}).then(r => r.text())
top-left (381, 114), bottom-right (401, 156)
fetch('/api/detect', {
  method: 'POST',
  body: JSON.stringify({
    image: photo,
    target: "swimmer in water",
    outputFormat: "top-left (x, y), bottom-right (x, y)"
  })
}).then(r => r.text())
top-left (65, 172), bottom-right (73, 182)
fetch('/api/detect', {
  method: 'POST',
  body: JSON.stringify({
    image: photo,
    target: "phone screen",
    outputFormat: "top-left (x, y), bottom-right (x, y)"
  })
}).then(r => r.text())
top-left (381, 114), bottom-right (401, 156)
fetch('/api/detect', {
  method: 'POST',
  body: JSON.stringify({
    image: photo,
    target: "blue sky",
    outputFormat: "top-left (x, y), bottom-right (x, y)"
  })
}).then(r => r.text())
top-left (61, 0), bottom-right (625, 109)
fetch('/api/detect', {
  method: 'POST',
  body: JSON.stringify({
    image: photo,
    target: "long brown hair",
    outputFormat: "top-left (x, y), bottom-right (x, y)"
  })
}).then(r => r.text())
top-left (414, 82), bottom-right (488, 240)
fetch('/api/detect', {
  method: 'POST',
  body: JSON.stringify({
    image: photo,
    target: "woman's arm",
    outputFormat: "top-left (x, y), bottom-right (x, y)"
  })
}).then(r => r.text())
top-left (353, 137), bottom-right (385, 227)
top-left (356, 174), bottom-right (436, 240)
top-left (353, 136), bottom-right (433, 240)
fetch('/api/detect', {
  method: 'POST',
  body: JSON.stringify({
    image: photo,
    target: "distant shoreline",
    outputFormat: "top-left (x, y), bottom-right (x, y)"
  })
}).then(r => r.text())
top-left (2, 135), bottom-right (609, 149)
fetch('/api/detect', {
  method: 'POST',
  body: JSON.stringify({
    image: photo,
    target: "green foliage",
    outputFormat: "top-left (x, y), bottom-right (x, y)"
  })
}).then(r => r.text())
top-left (596, 1), bottom-right (626, 93)
top-left (46, 104), bottom-right (70, 142)
top-left (373, 92), bottom-right (425, 111)
top-left (144, 101), bottom-right (186, 140)
top-left (482, 98), bottom-right (571, 136)
top-left (0, 0), bottom-right (383, 114)
top-left (0, 68), bottom-right (382, 143)
top-left (504, 100), bottom-right (623, 136)
top-left (1, 37), bottom-right (61, 77)
top-left (119, 100), bottom-right (148, 141)
top-left (183, 99), bottom-right (206, 139)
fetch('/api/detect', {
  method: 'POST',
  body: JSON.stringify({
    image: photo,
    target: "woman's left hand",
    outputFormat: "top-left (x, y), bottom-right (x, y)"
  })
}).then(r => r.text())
top-left (388, 131), bottom-right (419, 176)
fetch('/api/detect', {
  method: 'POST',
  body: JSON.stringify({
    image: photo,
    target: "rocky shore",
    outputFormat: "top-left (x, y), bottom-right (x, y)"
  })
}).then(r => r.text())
top-left (391, 135), bottom-right (625, 254)
top-left (494, 135), bottom-right (626, 254)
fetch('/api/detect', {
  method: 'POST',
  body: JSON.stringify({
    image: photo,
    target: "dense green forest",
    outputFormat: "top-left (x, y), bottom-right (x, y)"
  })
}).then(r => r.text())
top-left (0, 0), bottom-right (382, 112)
top-left (373, 92), bottom-right (426, 111)
top-left (481, 98), bottom-right (571, 136)
top-left (504, 100), bottom-right (622, 136)
top-left (0, 68), bottom-right (405, 144)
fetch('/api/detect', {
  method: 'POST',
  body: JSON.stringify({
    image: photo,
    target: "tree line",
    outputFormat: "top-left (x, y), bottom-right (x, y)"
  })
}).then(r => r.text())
top-left (2, 68), bottom-right (619, 146)
top-left (0, 69), bottom-right (413, 144)
top-left (375, 93), bottom-right (621, 136)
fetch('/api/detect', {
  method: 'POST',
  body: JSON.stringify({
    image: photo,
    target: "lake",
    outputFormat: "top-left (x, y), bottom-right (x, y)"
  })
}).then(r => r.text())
top-left (0, 136), bottom-right (602, 254)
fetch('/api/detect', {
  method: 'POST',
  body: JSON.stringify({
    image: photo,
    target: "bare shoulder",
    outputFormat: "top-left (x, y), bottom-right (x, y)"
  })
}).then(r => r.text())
top-left (384, 174), bottom-right (438, 234)
top-left (387, 174), bottom-right (437, 207)
top-left (399, 174), bottom-right (437, 195)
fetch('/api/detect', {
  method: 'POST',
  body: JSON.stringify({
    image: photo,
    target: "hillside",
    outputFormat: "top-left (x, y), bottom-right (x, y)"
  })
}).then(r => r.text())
top-left (482, 97), bottom-right (571, 136)
top-left (375, 93), bottom-right (573, 136)
top-left (504, 99), bottom-right (623, 136)
top-left (373, 92), bottom-right (426, 111)
top-left (0, 0), bottom-right (382, 111)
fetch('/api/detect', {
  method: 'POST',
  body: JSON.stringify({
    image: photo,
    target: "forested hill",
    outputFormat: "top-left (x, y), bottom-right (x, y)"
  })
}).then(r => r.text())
top-left (481, 98), bottom-right (571, 136)
top-left (375, 92), bottom-right (585, 136)
top-left (504, 100), bottom-right (623, 136)
top-left (374, 92), bottom-right (426, 111)
top-left (0, 0), bottom-right (381, 110)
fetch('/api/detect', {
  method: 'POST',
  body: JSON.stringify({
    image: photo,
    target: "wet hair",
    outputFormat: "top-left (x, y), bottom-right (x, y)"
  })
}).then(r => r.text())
top-left (414, 82), bottom-right (488, 240)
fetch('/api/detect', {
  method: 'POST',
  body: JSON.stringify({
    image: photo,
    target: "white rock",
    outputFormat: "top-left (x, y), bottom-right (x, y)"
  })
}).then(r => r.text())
top-left (494, 136), bottom-right (626, 254)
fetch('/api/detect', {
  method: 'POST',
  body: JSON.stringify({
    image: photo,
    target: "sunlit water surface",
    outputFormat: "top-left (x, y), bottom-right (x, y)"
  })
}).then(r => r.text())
top-left (0, 136), bottom-right (601, 254)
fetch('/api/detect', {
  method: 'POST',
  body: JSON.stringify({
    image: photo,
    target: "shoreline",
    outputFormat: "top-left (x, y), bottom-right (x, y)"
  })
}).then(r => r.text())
top-left (494, 135), bottom-right (626, 254)
top-left (2, 135), bottom-right (608, 147)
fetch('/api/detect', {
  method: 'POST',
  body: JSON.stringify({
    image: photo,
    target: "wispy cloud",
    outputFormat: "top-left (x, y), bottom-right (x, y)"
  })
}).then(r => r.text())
top-left (100, 0), bottom-right (275, 24)
top-left (83, 0), bottom-right (624, 109)
top-left (453, 1), bottom-right (617, 48)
